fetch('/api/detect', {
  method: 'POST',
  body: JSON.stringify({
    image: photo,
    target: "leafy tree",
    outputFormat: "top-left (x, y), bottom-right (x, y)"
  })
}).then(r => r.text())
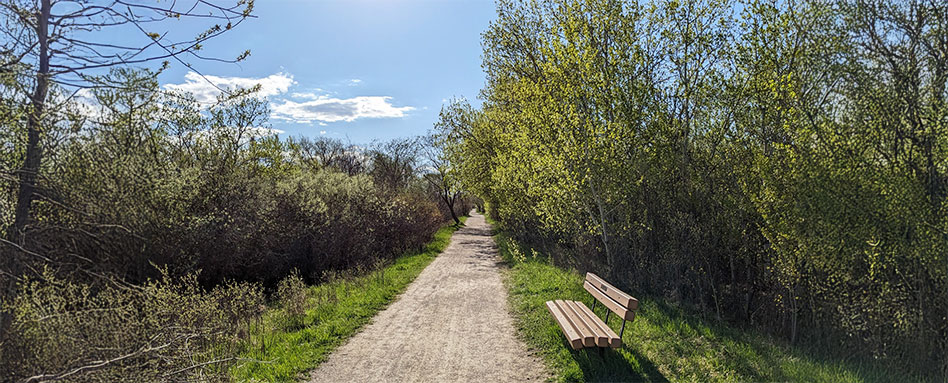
top-left (457, 0), bottom-right (947, 376)
top-left (423, 133), bottom-right (464, 225)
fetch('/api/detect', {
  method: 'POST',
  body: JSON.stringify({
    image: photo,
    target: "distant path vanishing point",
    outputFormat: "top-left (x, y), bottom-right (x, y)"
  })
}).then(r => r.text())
top-left (308, 211), bottom-right (549, 383)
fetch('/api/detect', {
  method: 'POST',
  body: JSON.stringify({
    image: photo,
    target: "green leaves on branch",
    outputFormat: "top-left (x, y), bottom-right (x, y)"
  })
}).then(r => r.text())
top-left (449, 0), bottom-right (947, 378)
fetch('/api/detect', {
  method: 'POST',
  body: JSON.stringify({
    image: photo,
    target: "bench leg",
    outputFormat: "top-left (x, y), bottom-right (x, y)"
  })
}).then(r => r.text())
top-left (619, 319), bottom-right (626, 339)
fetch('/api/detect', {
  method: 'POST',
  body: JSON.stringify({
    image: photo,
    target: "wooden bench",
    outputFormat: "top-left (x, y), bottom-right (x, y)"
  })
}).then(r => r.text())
top-left (545, 272), bottom-right (639, 350)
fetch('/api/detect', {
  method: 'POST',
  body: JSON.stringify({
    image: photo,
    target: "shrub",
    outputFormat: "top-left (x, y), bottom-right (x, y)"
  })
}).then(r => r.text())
top-left (275, 272), bottom-right (308, 329)
top-left (1, 268), bottom-right (264, 382)
top-left (0, 69), bottom-right (462, 381)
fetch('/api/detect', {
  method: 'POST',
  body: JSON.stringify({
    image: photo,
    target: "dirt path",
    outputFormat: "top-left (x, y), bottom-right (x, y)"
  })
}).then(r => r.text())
top-left (307, 212), bottom-right (549, 382)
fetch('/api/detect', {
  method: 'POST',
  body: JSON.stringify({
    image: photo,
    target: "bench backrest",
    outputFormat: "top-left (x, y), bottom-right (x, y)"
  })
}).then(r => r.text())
top-left (584, 272), bottom-right (639, 321)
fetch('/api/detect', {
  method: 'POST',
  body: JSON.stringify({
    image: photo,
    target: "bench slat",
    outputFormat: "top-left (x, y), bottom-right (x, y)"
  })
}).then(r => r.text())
top-left (547, 273), bottom-right (639, 350)
top-left (573, 301), bottom-right (622, 348)
top-left (566, 301), bottom-right (610, 347)
top-left (555, 300), bottom-right (596, 347)
top-left (586, 273), bottom-right (639, 310)
top-left (545, 300), bottom-right (584, 350)
top-left (584, 281), bottom-right (636, 321)
top-left (561, 300), bottom-right (603, 348)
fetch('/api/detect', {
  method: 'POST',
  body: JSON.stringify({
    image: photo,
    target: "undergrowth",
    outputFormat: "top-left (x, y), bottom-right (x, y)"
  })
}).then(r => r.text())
top-left (491, 220), bottom-right (925, 382)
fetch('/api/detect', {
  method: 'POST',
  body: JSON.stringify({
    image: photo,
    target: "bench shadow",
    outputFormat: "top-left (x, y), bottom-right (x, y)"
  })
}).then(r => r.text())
top-left (634, 298), bottom-right (895, 383)
top-left (565, 343), bottom-right (669, 382)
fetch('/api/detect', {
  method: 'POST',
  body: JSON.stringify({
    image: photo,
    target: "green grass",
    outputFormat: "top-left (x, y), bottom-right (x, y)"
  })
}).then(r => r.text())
top-left (492, 227), bottom-right (917, 382)
top-left (230, 216), bottom-right (467, 382)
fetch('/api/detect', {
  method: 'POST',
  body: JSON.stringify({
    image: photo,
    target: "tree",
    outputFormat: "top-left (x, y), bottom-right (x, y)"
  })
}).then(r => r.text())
top-left (1, 0), bottom-right (255, 243)
top-left (369, 137), bottom-right (420, 193)
top-left (423, 133), bottom-right (463, 225)
top-left (290, 136), bottom-right (366, 176)
top-left (461, 0), bottom-right (946, 375)
top-left (432, 98), bottom-right (491, 211)
top-left (0, 0), bottom-right (255, 360)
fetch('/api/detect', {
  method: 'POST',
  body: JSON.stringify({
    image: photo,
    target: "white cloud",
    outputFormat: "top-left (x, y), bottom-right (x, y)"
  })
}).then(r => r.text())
top-left (162, 72), bottom-right (414, 126)
top-left (245, 126), bottom-right (285, 137)
top-left (292, 89), bottom-right (330, 100)
top-left (192, 126), bottom-right (284, 140)
top-left (320, 130), bottom-right (327, 135)
top-left (164, 71), bottom-right (296, 104)
top-left (70, 88), bottom-right (101, 119)
top-left (271, 96), bottom-right (414, 123)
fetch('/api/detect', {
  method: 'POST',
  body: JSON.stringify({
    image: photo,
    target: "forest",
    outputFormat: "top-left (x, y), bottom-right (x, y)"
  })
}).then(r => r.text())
top-left (0, 0), bottom-right (945, 381)
top-left (437, 0), bottom-right (947, 379)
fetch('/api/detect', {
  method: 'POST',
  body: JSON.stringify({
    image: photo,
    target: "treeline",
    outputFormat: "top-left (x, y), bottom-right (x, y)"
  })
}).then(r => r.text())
top-left (439, 0), bottom-right (946, 377)
top-left (0, 68), bottom-right (470, 381)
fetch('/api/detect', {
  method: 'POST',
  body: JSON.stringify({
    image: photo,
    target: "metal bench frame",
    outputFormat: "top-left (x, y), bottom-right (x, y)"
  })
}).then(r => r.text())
top-left (590, 294), bottom-right (628, 339)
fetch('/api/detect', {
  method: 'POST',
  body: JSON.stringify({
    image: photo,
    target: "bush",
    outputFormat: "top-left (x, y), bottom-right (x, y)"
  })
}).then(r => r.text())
top-left (275, 272), bottom-right (308, 329)
top-left (0, 68), bottom-right (462, 381)
top-left (3, 76), bottom-right (455, 288)
top-left (1, 268), bottom-right (264, 382)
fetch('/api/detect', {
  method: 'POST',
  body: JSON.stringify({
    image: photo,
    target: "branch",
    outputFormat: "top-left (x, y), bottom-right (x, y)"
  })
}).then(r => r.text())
top-left (22, 335), bottom-right (185, 383)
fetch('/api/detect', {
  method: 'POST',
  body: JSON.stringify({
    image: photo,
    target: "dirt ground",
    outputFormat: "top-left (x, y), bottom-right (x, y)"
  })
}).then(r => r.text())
top-left (307, 212), bottom-right (550, 382)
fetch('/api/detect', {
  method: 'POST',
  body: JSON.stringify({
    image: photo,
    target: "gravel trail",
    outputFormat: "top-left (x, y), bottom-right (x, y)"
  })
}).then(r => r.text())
top-left (307, 212), bottom-right (549, 383)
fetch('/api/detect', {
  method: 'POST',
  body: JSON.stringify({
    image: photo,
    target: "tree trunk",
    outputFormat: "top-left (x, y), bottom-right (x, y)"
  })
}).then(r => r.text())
top-left (3, 0), bottom-right (50, 352)
top-left (11, 0), bottom-right (51, 243)
top-left (449, 204), bottom-right (460, 225)
top-left (442, 192), bottom-right (460, 225)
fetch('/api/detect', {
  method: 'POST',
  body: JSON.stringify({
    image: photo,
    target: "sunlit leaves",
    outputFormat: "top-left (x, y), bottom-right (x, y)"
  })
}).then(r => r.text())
top-left (458, 0), bottom-right (946, 375)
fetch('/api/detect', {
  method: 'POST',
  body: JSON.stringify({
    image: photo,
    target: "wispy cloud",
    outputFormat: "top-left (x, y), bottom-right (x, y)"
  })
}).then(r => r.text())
top-left (271, 96), bottom-right (414, 123)
top-left (186, 126), bottom-right (285, 146)
top-left (244, 126), bottom-right (285, 137)
top-left (164, 72), bottom-right (296, 104)
top-left (163, 72), bottom-right (413, 126)
top-left (291, 90), bottom-right (329, 100)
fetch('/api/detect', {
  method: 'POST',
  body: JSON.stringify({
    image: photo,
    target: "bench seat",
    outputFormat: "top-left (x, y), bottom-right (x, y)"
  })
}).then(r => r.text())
top-left (546, 273), bottom-right (638, 351)
top-left (545, 299), bottom-right (622, 349)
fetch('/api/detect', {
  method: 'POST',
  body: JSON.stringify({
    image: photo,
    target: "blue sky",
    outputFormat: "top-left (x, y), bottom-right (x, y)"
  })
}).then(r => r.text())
top-left (155, 0), bottom-right (496, 143)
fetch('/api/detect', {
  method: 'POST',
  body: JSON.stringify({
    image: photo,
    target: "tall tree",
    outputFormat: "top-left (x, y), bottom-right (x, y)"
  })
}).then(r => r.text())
top-left (369, 137), bottom-right (420, 193)
top-left (423, 133), bottom-right (463, 225)
top-left (1, 0), bottom-right (255, 242)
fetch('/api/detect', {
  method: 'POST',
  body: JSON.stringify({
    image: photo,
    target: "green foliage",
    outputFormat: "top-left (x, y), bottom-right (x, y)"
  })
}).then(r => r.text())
top-left (276, 271), bottom-right (308, 329)
top-left (448, 0), bottom-right (948, 378)
top-left (6, 67), bottom-right (453, 287)
top-left (497, 231), bottom-right (926, 382)
top-left (0, 67), bottom-right (463, 381)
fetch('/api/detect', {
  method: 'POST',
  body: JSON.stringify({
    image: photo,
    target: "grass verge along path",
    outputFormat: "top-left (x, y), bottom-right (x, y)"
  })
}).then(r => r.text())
top-left (230, 216), bottom-right (467, 382)
top-left (492, 225), bottom-right (920, 382)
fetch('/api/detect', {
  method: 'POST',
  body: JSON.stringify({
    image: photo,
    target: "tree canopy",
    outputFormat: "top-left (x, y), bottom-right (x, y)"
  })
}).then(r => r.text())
top-left (442, 0), bottom-right (947, 377)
